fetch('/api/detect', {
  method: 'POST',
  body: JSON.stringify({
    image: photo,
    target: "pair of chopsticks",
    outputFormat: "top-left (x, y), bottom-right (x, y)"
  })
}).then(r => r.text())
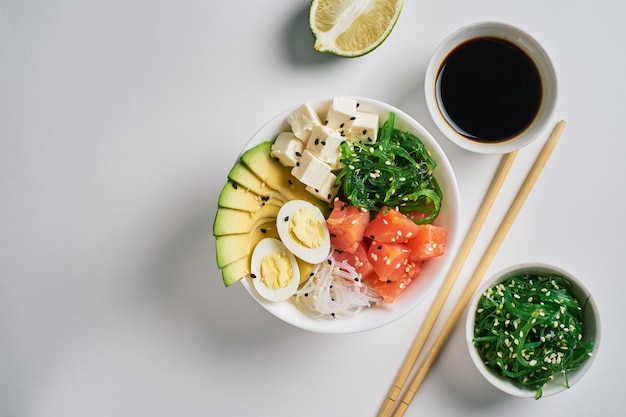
top-left (378, 119), bottom-right (567, 417)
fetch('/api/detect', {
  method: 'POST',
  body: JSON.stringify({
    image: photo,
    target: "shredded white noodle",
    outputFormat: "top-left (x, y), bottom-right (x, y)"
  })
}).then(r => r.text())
top-left (294, 250), bottom-right (382, 319)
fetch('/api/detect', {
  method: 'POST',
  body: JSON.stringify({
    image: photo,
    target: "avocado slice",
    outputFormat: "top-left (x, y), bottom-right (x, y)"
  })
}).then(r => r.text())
top-left (215, 221), bottom-right (278, 268)
top-left (227, 163), bottom-right (287, 203)
top-left (212, 205), bottom-right (280, 236)
top-left (240, 141), bottom-right (330, 216)
top-left (221, 256), bottom-right (251, 287)
top-left (217, 180), bottom-right (283, 213)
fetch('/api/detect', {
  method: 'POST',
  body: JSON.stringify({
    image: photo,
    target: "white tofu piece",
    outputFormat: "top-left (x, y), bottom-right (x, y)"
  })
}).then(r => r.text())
top-left (325, 96), bottom-right (358, 133)
top-left (349, 111), bottom-right (379, 143)
top-left (270, 132), bottom-right (304, 167)
top-left (286, 103), bottom-right (322, 141)
top-left (291, 150), bottom-right (331, 190)
top-left (306, 125), bottom-right (345, 169)
top-left (306, 171), bottom-right (339, 203)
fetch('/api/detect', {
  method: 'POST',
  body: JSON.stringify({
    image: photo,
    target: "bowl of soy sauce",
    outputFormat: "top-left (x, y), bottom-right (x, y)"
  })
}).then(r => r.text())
top-left (425, 22), bottom-right (557, 154)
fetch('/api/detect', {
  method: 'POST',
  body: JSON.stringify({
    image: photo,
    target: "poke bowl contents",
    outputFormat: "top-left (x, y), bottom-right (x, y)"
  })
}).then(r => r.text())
top-left (466, 263), bottom-right (600, 398)
top-left (213, 96), bottom-right (460, 333)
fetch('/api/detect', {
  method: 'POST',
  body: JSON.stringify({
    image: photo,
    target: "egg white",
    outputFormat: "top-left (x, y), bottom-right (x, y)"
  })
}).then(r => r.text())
top-left (276, 200), bottom-right (331, 264)
top-left (251, 238), bottom-right (301, 302)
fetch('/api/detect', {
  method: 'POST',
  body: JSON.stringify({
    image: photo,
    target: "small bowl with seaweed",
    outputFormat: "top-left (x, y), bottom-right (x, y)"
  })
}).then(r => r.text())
top-left (465, 263), bottom-right (600, 398)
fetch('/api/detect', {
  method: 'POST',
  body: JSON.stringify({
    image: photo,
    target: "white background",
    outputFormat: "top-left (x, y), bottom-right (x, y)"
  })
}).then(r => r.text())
top-left (2, 1), bottom-right (625, 416)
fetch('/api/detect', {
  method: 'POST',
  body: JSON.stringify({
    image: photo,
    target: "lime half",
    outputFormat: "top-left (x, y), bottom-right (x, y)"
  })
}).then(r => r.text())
top-left (309, 0), bottom-right (404, 57)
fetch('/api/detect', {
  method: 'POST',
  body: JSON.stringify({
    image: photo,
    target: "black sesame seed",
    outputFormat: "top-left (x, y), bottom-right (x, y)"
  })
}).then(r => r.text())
top-left (314, 188), bottom-right (319, 192)
top-left (314, 138), bottom-right (319, 145)
top-left (304, 292), bottom-right (309, 297)
top-left (387, 279), bottom-right (392, 284)
top-left (350, 116), bottom-right (356, 120)
top-left (377, 245), bottom-right (382, 250)
top-left (321, 141), bottom-right (326, 146)
top-left (331, 313), bottom-right (335, 318)
top-left (362, 129), bottom-right (367, 135)
top-left (260, 228), bottom-right (267, 233)
top-left (251, 273), bottom-right (257, 279)
top-left (340, 123), bottom-right (345, 128)
top-left (296, 162), bottom-right (300, 166)
top-left (327, 259), bottom-right (332, 265)
top-left (330, 233), bottom-right (337, 238)
top-left (288, 179), bottom-right (293, 185)
top-left (356, 102), bottom-right (360, 108)
top-left (370, 235), bottom-right (375, 240)
top-left (354, 277), bottom-right (359, 282)
top-left (284, 216), bottom-right (289, 222)
top-left (295, 151), bottom-right (301, 157)
top-left (309, 272), bottom-right (315, 276)
top-left (232, 182), bottom-right (238, 189)
top-left (327, 193), bottom-right (331, 199)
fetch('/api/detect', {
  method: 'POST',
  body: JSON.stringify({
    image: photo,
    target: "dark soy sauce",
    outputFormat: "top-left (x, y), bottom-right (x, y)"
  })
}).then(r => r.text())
top-left (436, 37), bottom-right (542, 143)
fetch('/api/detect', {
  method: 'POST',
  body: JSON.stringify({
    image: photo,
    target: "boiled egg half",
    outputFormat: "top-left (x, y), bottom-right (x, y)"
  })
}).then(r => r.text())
top-left (276, 200), bottom-right (331, 264)
top-left (251, 237), bottom-right (301, 302)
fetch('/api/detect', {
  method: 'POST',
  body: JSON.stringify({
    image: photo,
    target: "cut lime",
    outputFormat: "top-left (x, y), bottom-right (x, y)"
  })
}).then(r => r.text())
top-left (309, 0), bottom-right (404, 58)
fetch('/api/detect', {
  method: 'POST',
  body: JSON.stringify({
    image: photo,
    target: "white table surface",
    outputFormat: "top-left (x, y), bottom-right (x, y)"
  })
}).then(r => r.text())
top-left (2, 1), bottom-right (625, 416)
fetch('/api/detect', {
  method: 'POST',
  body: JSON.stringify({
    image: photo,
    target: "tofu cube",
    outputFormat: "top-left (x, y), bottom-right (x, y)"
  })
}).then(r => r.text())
top-left (306, 125), bottom-right (345, 169)
top-left (325, 96), bottom-right (358, 133)
top-left (349, 111), bottom-right (379, 143)
top-left (270, 132), bottom-right (304, 167)
top-left (291, 150), bottom-right (331, 190)
top-left (306, 171), bottom-right (339, 203)
top-left (287, 103), bottom-right (322, 141)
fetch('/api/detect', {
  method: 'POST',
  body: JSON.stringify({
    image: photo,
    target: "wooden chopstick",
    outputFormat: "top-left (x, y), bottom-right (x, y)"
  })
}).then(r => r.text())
top-left (390, 119), bottom-right (567, 417)
top-left (377, 150), bottom-right (518, 417)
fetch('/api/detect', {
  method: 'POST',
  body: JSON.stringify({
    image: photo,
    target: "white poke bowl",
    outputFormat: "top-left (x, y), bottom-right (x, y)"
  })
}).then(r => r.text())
top-left (227, 96), bottom-right (461, 333)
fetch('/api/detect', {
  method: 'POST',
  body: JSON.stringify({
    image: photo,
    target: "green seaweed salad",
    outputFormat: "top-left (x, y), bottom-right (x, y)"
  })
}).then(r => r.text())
top-left (336, 112), bottom-right (442, 224)
top-left (473, 273), bottom-right (594, 399)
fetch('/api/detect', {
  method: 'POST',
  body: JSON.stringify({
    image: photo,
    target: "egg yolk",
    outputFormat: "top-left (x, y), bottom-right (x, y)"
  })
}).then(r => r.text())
top-left (288, 207), bottom-right (324, 249)
top-left (260, 252), bottom-right (293, 289)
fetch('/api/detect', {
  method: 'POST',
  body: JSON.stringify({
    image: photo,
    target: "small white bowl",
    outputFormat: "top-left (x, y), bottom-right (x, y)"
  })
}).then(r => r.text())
top-left (234, 96), bottom-right (461, 333)
top-left (424, 22), bottom-right (558, 154)
top-left (466, 263), bottom-right (600, 397)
